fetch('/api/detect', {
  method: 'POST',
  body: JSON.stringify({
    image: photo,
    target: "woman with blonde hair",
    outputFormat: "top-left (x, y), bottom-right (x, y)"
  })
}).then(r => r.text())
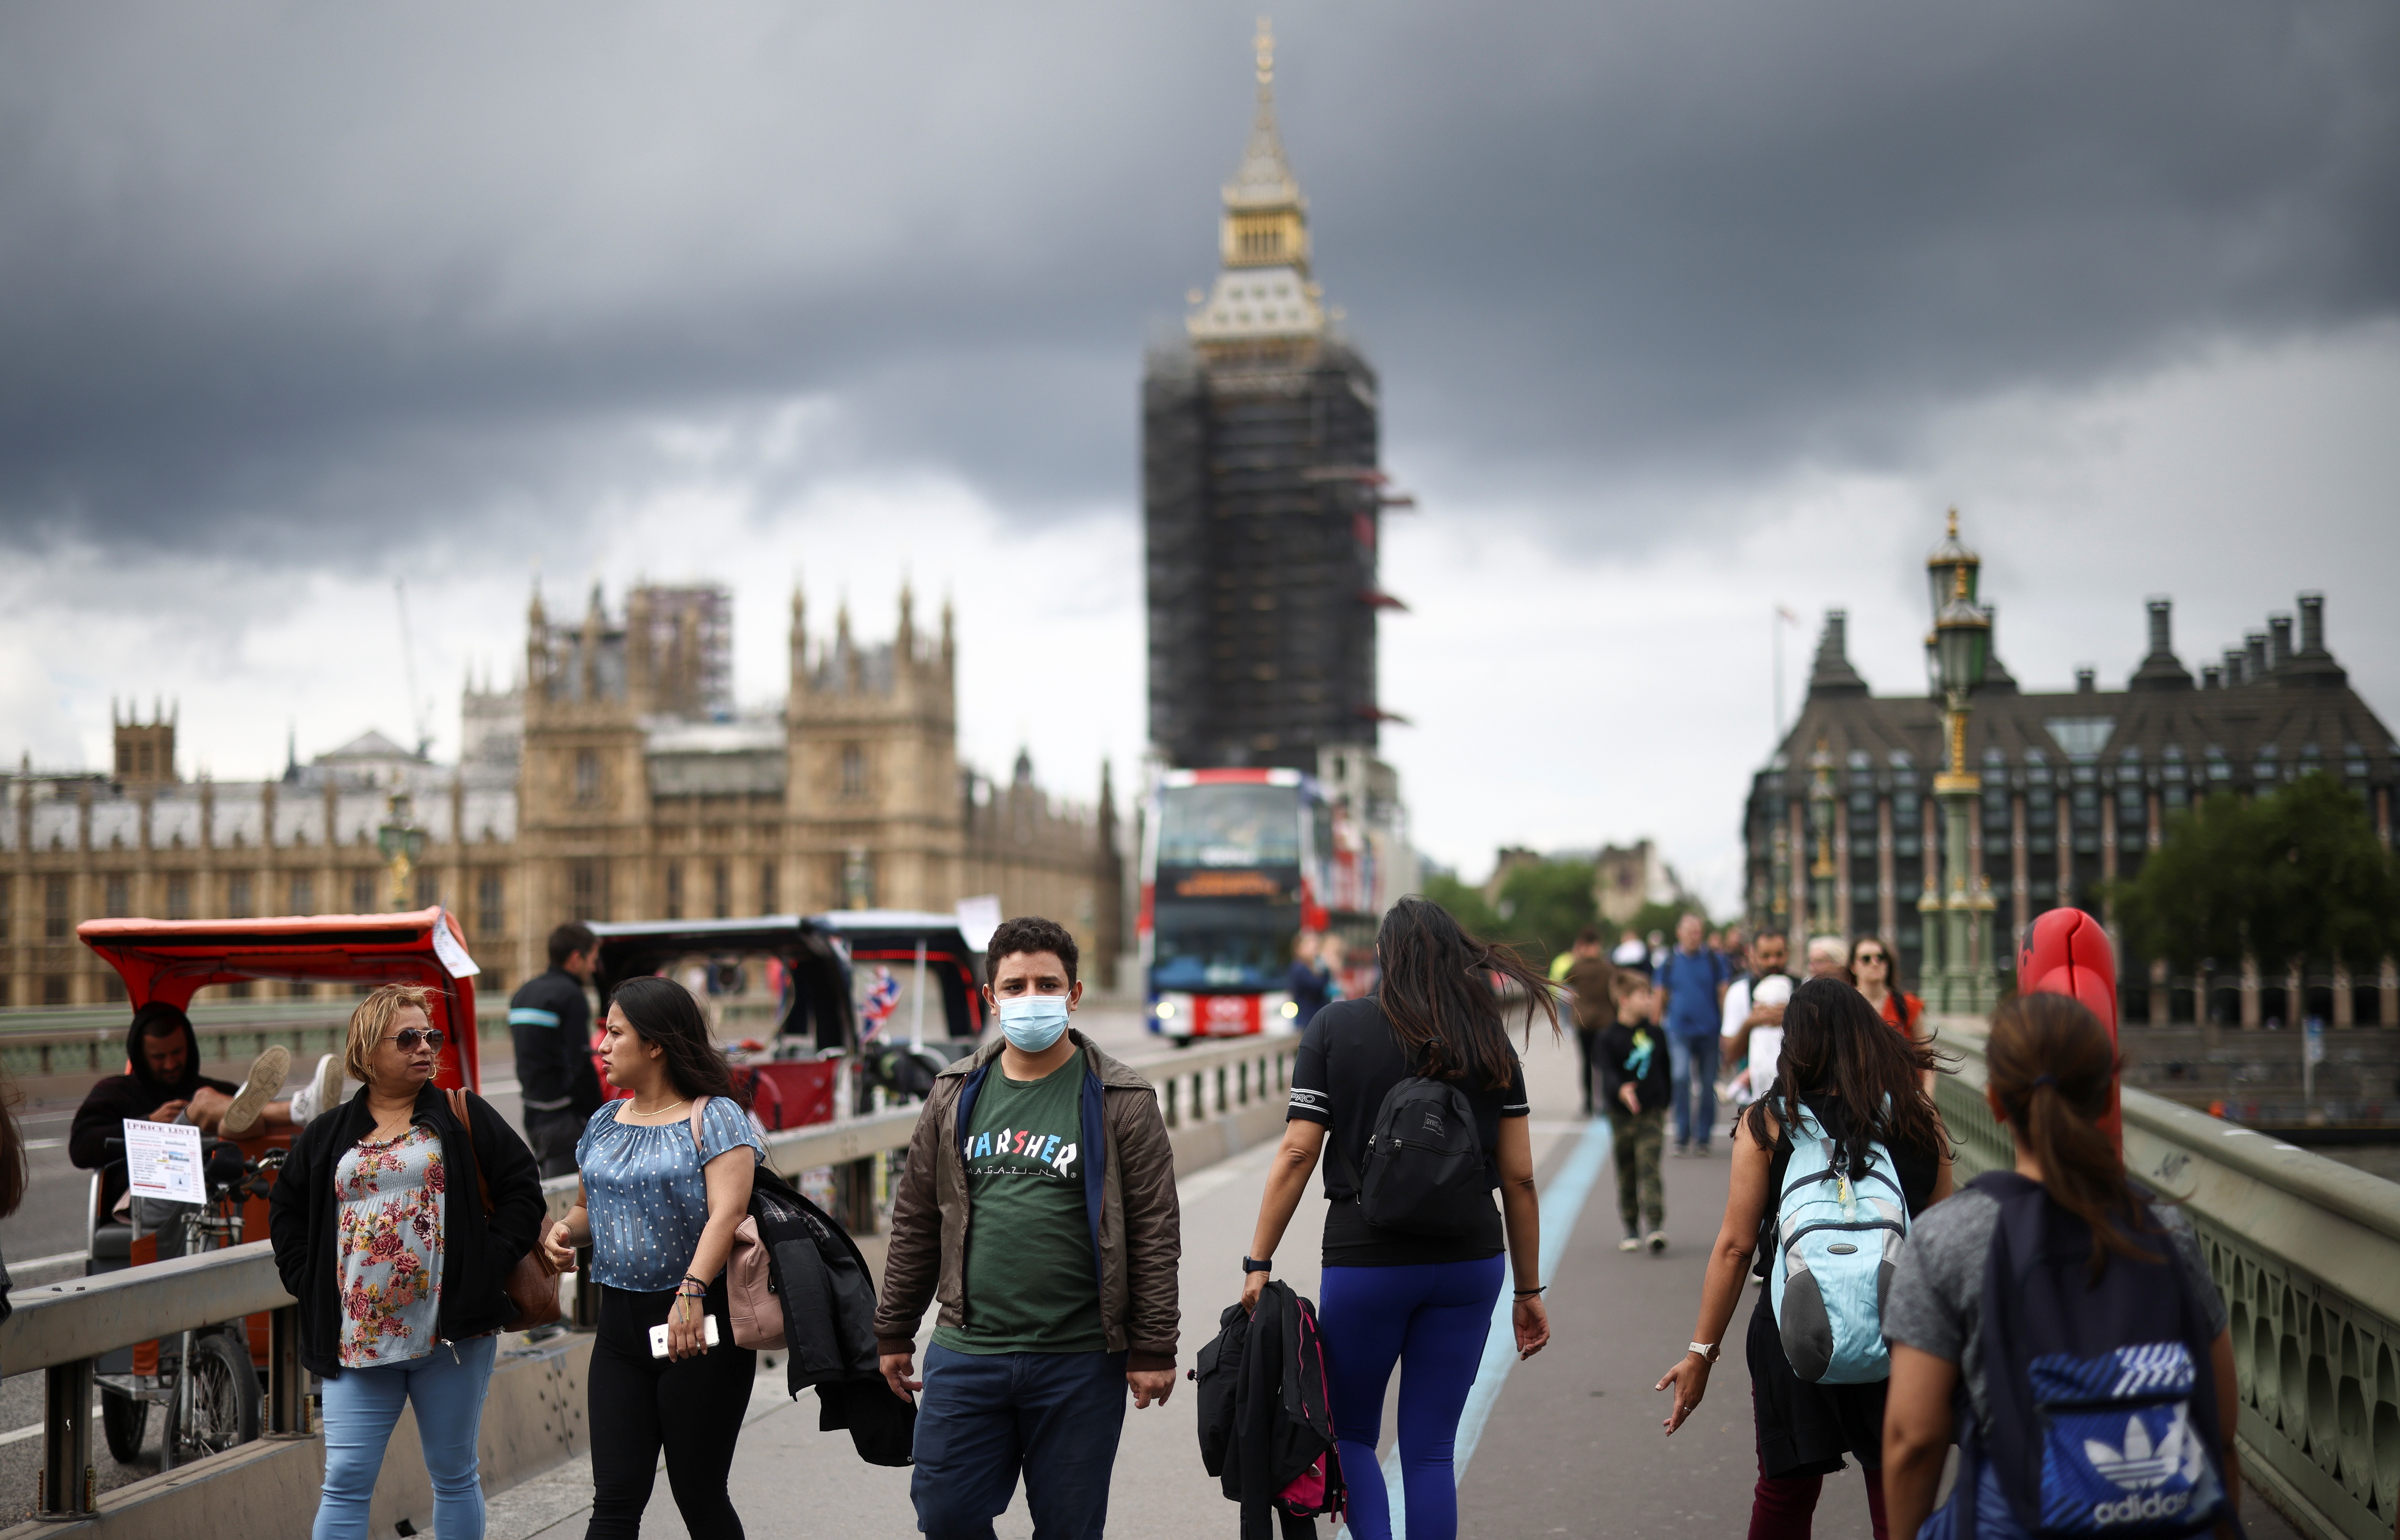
top-left (269, 985), bottom-right (545, 1540)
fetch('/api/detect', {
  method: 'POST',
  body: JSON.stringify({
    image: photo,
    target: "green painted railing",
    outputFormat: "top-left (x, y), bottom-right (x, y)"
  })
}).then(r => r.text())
top-left (1930, 1016), bottom-right (2400, 1540)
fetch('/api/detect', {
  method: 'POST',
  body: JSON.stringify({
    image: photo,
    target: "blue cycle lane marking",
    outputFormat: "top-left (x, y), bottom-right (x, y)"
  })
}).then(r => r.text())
top-left (1353, 1115), bottom-right (1615, 1540)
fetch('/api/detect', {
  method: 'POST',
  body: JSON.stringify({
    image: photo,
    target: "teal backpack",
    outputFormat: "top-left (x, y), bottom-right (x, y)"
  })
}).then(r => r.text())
top-left (1769, 1101), bottom-right (1909, 1384)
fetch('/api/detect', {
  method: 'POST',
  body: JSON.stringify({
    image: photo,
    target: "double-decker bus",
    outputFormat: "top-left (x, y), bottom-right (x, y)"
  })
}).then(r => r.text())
top-left (1139, 765), bottom-right (1404, 1043)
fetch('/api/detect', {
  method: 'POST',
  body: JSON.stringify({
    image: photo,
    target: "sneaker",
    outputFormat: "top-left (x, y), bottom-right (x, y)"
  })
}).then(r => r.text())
top-left (1619, 1234), bottom-right (1642, 1252)
top-left (218, 1044), bottom-right (292, 1139)
top-left (1646, 1231), bottom-right (1669, 1253)
top-left (288, 1053), bottom-right (344, 1125)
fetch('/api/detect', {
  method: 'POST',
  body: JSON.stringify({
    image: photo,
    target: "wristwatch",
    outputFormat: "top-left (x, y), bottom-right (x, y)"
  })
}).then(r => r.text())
top-left (1242, 1255), bottom-right (1274, 1274)
top-left (1688, 1340), bottom-right (1720, 1363)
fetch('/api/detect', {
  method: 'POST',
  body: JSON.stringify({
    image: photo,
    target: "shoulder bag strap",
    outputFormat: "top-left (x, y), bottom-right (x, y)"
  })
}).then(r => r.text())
top-left (444, 1087), bottom-right (497, 1217)
top-left (685, 1094), bottom-right (711, 1160)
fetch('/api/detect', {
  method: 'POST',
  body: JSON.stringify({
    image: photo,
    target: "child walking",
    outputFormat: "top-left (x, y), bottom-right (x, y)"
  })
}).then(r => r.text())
top-left (1599, 975), bottom-right (1673, 1252)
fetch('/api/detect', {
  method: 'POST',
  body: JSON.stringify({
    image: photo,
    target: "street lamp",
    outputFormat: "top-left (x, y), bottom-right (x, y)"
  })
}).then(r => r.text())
top-left (1928, 521), bottom-right (1997, 1014)
top-left (378, 790), bottom-right (427, 911)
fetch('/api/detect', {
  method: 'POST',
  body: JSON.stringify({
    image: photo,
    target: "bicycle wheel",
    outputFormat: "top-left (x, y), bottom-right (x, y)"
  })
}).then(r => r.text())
top-left (163, 1332), bottom-right (260, 1462)
top-left (100, 1387), bottom-right (149, 1464)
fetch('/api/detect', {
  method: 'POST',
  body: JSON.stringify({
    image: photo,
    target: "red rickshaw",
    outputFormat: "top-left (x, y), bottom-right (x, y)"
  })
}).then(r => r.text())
top-left (75, 907), bottom-right (481, 1467)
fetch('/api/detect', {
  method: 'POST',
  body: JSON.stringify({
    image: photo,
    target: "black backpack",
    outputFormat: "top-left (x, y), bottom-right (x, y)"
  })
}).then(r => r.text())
top-left (1356, 1072), bottom-right (1488, 1237)
top-left (1949, 1172), bottom-right (2234, 1540)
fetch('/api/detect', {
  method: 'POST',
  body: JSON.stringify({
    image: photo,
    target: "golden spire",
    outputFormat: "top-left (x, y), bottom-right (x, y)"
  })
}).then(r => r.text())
top-left (1187, 17), bottom-right (1326, 346)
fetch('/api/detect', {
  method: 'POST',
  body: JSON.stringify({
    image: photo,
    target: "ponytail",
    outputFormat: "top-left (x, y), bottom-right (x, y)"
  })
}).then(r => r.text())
top-left (1986, 993), bottom-right (2150, 1280)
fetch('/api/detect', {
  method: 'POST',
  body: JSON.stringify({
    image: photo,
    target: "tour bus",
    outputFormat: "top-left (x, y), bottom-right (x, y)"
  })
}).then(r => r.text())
top-left (1139, 765), bottom-right (1404, 1043)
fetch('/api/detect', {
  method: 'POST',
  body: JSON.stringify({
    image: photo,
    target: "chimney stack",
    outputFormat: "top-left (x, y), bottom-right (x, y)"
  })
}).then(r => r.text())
top-left (2075, 667), bottom-right (2096, 694)
top-left (2267, 615), bottom-right (2293, 672)
top-left (2129, 595), bottom-right (2192, 691)
top-left (2298, 592), bottom-right (2325, 654)
top-left (2245, 632), bottom-right (2269, 679)
top-left (2202, 666), bottom-right (2222, 689)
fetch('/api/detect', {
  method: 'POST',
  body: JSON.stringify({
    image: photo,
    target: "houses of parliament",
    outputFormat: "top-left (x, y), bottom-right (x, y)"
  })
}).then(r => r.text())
top-left (1, 582), bottom-right (1123, 1007)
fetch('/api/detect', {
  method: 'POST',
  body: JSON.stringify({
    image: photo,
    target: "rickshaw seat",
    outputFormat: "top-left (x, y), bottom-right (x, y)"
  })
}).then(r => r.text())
top-left (92, 1222), bottom-right (134, 1261)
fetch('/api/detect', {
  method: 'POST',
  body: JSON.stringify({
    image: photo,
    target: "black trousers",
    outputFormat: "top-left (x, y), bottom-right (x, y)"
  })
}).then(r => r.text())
top-left (525, 1110), bottom-right (582, 1179)
top-left (585, 1278), bottom-right (757, 1539)
top-left (1575, 1027), bottom-right (1602, 1114)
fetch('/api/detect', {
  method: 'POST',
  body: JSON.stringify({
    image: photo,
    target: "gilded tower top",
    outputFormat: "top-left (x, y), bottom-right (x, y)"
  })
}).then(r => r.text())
top-left (1187, 19), bottom-right (1327, 347)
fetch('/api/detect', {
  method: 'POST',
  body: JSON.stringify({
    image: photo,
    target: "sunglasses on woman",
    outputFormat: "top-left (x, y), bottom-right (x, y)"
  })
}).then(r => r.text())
top-left (1855, 952), bottom-right (1887, 966)
top-left (381, 1028), bottom-right (447, 1052)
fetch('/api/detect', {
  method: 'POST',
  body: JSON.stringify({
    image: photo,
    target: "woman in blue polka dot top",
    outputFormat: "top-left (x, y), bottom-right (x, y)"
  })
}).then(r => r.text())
top-left (540, 975), bottom-right (764, 1539)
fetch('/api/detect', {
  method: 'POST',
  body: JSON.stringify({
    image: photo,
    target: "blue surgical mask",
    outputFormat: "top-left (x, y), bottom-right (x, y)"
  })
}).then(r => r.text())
top-left (997, 994), bottom-right (1071, 1053)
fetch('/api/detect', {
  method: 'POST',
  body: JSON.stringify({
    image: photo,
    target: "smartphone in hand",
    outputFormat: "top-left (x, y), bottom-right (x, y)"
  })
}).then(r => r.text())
top-left (648, 1315), bottom-right (721, 1358)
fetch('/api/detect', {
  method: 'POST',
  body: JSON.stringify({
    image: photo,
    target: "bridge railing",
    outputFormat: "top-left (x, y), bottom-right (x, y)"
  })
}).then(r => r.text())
top-left (0, 1027), bottom-right (1294, 1519)
top-left (1931, 1016), bottom-right (2400, 1540)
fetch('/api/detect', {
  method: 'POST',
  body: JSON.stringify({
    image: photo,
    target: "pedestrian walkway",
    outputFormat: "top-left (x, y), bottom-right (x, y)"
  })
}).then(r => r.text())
top-left (488, 1022), bottom-right (1895, 1540)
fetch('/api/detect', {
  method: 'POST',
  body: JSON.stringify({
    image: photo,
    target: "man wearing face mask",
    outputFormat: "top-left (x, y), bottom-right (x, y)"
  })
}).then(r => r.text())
top-left (875, 915), bottom-right (1181, 1540)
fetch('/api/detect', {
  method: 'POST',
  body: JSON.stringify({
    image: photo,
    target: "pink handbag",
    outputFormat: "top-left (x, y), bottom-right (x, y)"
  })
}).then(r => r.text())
top-left (686, 1098), bottom-right (786, 1351)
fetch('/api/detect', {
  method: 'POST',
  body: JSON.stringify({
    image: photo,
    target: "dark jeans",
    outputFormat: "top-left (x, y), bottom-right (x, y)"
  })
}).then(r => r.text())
top-left (585, 1279), bottom-right (757, 1540)
top-left (1574, 1027), bottom-right (1605, 1113)
top-left (525, 1110), bottom-right (582, 1180)
top-left (911, 1343), bottom-right (1129, 1540)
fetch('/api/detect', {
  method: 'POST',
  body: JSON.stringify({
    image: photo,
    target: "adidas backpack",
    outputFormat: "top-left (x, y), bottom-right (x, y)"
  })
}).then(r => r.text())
top-left (1964, 1171), bottom-right (2230, 1540)
top-left (1769, 1100), bottom-right (1910, 1384)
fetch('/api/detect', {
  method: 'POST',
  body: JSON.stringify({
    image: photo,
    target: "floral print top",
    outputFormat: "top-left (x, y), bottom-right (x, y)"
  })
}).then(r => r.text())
top-left (334, 1124), bottom-right (447, 1366)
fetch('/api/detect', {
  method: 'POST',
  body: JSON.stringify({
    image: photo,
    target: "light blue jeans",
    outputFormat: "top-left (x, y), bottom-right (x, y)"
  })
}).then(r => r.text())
top-left (314, 1335), bottom-right (497, 1540)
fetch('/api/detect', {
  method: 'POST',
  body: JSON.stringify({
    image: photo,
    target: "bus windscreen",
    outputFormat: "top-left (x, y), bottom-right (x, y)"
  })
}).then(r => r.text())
top-left (1155, 783), bottom-right (1303, 867)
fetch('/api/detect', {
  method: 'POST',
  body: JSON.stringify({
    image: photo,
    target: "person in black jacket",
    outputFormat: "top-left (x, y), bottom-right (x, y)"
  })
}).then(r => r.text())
top-left (509, 922), bottom-right (607, 1177)
top-left (70, 1002), bottom-right (310, 1227)
top-left (267, 983), bottom-right (544, 1540)
top-left (1598, 974), bottom-right (1673, 1252)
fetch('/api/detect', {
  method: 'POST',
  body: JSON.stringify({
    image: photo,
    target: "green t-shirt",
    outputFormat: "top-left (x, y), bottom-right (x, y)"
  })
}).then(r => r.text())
top-left (931, 1050), bottom-right (1104, 1355)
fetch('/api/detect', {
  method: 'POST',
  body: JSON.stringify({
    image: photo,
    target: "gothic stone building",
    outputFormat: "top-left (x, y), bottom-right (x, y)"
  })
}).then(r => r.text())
top-left (1745, 559), bottom-right (2398, 1029)
top-left (1, 585), bottom-right (1122, 1008)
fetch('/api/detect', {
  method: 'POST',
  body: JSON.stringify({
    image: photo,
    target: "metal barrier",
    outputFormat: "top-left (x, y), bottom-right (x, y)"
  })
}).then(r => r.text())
top-left (1931, 1016), bottom-right (2400, 1540)
top-left (0, 1027), bottom-right (1298, 1518)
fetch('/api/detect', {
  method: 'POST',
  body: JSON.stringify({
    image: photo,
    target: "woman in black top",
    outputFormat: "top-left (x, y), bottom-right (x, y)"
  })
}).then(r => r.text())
top-left (1654, 977), bottom-right (1951, 1540)
top-left (1240, 898), bottom-right (1558, 1540)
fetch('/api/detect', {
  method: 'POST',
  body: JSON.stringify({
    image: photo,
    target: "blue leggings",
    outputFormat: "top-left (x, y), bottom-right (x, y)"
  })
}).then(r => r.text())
top-left (1319, 1256), bottom-right (1503, 1540)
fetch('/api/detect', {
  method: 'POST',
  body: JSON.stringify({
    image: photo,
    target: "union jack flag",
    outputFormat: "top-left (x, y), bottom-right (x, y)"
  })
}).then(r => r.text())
top-left (859, 966), bottom-right (901, 1040)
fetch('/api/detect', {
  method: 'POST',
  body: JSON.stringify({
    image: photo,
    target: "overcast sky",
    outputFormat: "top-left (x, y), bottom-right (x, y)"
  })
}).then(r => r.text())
top-left (3, 0), bottom-right (2395, 911)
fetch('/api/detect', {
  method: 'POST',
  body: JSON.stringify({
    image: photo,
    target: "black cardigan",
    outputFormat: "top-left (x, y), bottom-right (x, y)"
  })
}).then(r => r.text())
top-left (266, 1081), bottom-right (546, 1378)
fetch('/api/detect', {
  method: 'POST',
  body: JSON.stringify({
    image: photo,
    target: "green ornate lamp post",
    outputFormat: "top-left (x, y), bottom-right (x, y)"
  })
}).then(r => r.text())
top-left (377, 791), bottom-right (427, 911)
top-left (1808, 736), bottom-right (1838, 939)
top-left (1926, 513), bottom-right (1998, 1012)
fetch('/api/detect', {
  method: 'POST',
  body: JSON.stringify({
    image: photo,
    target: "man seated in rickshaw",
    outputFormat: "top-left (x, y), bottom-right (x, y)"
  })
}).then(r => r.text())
top-left (69, 1001), bottom-right (345, 1248)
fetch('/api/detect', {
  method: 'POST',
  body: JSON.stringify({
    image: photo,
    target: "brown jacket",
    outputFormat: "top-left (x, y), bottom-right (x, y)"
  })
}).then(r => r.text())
top-left (872, 1028), bottom-right (1181, 1372)
top-left (1565, 955), bottom-right (1621, 1033)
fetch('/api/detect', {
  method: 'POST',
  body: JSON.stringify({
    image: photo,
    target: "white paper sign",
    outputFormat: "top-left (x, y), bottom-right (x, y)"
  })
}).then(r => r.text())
top-left (429, 911), bottom-right (482, 978)
top-left (955, 894), bottom-right (1002, 953)
top-left (123, 1118), bottom-right (204, 1204)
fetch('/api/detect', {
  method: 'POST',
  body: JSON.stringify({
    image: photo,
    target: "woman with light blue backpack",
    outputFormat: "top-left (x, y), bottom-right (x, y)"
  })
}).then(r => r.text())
top-left (1655, 977), bottom-right (1952, 1540)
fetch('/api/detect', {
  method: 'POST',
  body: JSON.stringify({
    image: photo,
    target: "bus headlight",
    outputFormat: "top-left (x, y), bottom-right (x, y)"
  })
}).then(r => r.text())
top-left (1280, 1002), bottom-right (1299, 1018)
top-left (1155, 1001), bottom-right (1176, 1019)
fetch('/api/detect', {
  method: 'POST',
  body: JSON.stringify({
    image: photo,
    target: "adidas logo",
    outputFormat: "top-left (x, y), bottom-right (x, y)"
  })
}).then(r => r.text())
top-left (2083, 1409), bottom-right (2194, 1492)
top-left (2089, 1490), bottom-right (2191, 1527)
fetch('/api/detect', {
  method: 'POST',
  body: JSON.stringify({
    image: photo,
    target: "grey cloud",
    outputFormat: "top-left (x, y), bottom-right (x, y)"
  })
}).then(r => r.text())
top-left (0, 0), bottom-right (2391, 559)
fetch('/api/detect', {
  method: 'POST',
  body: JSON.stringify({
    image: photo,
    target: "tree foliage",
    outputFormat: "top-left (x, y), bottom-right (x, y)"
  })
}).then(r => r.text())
top-left (1421, 860), bottom-right (1600, 964)
top-left (2114, 774), bottom-right (2400, 975)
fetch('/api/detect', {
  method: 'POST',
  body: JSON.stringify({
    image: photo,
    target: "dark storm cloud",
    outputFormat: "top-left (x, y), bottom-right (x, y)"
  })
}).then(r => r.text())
top-left (0, 0), bottom-right (2391, 559)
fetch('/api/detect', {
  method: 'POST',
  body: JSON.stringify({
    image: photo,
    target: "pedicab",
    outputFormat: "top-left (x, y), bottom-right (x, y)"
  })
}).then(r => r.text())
top-left (587, 910), bottom-right (981, 1129)
top-left (75, 907), bottom-right (482, 1468)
